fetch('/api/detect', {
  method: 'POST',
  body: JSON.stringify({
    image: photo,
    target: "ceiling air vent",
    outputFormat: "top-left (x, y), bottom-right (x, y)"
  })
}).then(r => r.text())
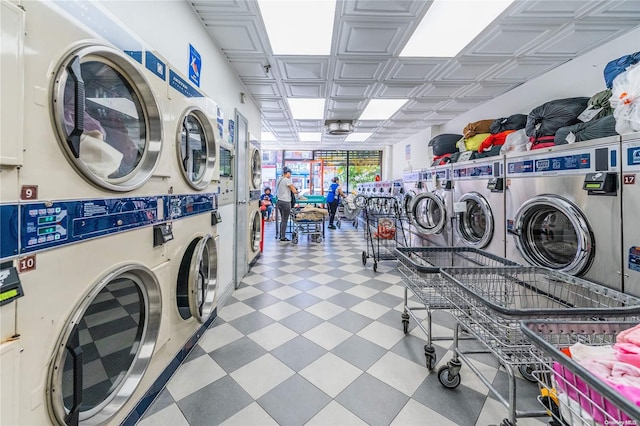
top-left (324, 120), bottom-right (354, 135)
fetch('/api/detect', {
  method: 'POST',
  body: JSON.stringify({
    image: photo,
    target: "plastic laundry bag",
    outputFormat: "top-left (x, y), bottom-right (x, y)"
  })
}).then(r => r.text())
top-left (611, 64), bottom-right (640, 135)
top-left (79, 132), bottom-right (123, 178)
top-left (500, 129), bottom-right (528, 155)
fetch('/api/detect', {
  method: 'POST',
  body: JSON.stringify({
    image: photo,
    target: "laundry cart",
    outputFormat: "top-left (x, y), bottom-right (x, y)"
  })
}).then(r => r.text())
top-left (438, 266), bottom-right (640, 426)
top-left (521, 320), bottom-right (640, 426)
top-left (361, 196), bottom-right (407, 272)
top-left (394, 247), bottom-right (519, 370)
top-left (336, 193), bottom-right (361, 228)
top-left (290, 205), bottom-right (328, 244)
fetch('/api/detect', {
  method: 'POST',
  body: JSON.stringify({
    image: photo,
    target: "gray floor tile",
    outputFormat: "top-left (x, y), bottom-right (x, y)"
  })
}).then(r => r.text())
top-left (253, 280), bottom-right (286, 292)
top-left (270, 336), bottom-right (327, 372)
top-left (228, 311), bottom-right (276, 335)
top-left (285, 292), bottom-right (323, 309)
top-left (328, 310), bottom-right (373, 334)
top-left (257, 374), bottom-right (331, 425)
top-left (331, 335), bottom-right (387, 371)
top-left (360, 278), bottom-right (393, 292)
top-left (390, 333), bottom-right (447, 368)
top-left (184, 344), bottom-right (208, 363)
top-left (209, 337), bottom-right (268, 373)
top-left (143, 389), bottom-right (175, 418)
top-left (278, 310), bottom-right (324, 334)
top-left (335, 373), bottom-right (409, 426)
top-left (489, 370), bottom-right (541, 412)
top-left (241, 293), bottom-right (282, 310)
top-left (290, 280), bottom-right (321, 291)
top-left (375, 308), bottom-right (408, 331)
top-left (325, 280), bottom-right (358, 292)
top-left (326, 292), bottom-right (365, 309)
top-left (367, 291), bottom-right (403, 308)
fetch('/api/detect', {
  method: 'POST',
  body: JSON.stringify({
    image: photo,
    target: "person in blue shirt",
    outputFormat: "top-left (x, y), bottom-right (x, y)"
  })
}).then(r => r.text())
top-left (260, 187), bottom-right (274, 221)
top-left (326, 177), bottom-right (345, 229)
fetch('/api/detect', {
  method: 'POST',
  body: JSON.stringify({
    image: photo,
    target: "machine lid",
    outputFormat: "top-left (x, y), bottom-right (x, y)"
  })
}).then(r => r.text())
top-left (411, 192), bottom-right (447, 235)
top-left (48, 265), bottom-right (161, 425)
top-left (456, 192), bottom-right (494, 249)
top-left (187, 235), bottom-right (219, 323)
top-left (250, 210), bottom-right (261, 252)
top-left (177, 107), bottom-right (217, 190)
top-left (513, 194), bottom-right (593, 275)
top-left (250, 148), bottom-right (262, 190)
top-left (51, 45), bottom-right (163, 192)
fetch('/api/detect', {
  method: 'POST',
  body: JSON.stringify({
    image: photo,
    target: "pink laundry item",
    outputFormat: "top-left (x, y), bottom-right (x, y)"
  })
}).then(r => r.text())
top-left (615, 342), bottom-right (640, 369)
top-left (616, 323), bottom-right (640, 346)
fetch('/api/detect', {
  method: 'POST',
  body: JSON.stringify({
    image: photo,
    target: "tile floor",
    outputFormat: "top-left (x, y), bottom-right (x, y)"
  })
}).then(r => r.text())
top-left (138, 222), bottom-right (547, 426)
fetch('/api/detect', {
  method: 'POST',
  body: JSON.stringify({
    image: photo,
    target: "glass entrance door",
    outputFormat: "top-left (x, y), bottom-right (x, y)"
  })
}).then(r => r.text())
top-left (309, 160), bottom-right (324, 195)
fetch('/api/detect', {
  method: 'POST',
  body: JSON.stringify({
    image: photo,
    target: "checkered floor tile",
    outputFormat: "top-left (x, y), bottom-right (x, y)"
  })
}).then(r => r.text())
top-left (137, 222), bottom-right (547, 425)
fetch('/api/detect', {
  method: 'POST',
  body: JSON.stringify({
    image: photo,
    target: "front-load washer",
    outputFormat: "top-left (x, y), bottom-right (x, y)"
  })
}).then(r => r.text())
top-left (452, 157), bottom-right (506, 257)
top-left (247, 142), bottom-right (262, 265)
top-left (401, 171), bottom-right (421, 246)
top-left (505, 136), bottom-right (622, 291)
top-left (621, 132), bottom-right (640, 297)
top-left (411, 166), bottom-right (453, 248)
top-left (18, 1), bottom-right (166, 200)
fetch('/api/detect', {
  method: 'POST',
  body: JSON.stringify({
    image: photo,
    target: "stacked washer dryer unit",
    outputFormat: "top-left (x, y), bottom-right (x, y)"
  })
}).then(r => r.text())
top-left (165, 64), bottom-right (221, 367)
top-left (505, 137), bottom-right (622, 291)
top-left (452, 157), bottom-right (506, 257)
top-left (621, 132), bottom-right (640, 297)
top-left (411, 165), bottom-right (453, 248)
top-left (247, 141), bottom-right (262, 265)
top-left (0, 2), bottom-right (220, 424)
top-left (401, 170), bottom-right (421, 246)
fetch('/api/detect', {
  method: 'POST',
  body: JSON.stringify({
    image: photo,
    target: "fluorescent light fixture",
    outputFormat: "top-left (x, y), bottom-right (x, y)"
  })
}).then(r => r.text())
top-left (261, 131), bottom-right (277, 141)
top-left (299, 132), bottom-right (322, 141)
top-left (400, 0), bottom-right (514, 57)
top-left (359, 99), bottom-right (408, 120)
top-left (345, 132), bottom-right (372, 142)
top-left (257, 0), bottom-right (336, 55)
top-left (288, 98), bottom-right (325, 120)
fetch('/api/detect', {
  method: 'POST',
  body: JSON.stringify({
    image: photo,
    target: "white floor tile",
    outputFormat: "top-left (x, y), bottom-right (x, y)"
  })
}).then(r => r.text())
top-left (338, 264), bottom-right (366, 273)
top-left (198, 323), bottom-right (244, 352)
top-left (474, 396), bottom-right (546, 426)
top-left (305, 401), bottom-right (368, 426)
top-left (383, 284), bottom-right (407, 298)
top-left (309, 264), bottom-right (333, 273)
top-left (138, 404), bottom-right (189, 426)
top-left (230, 354), bottom-right (295, 399)
top-left (273, 273), bottom-right (304, 285)
top-left (304, 300), bottom-right (346, 320)
top-left (350, 300), bottom-right (391, 320)
top-left (232, 286), bottom-right (264, 301)
top-left (241, 274), bottom-right (270, 285)
top-left (218, 302), bottom-right (256, 322)
top-left (376, 273), bottom-right (403, 284)
top-left (342, 274), bottom-right (371, 284)
top-left (248, 323), bottom-right (298, 351)
top-left (299, 353), bottom-right (363, 398)
top-left (302, 322), bottom-right (353, 351)
top-left (220, 402), bottom-right (279, 426)
top-left (249, 265), bottom-right (274, 273)
top-left (306, 285), bottom-right (341, 299)
top-left (367, 352), bottom-right (428, 397)
top-left (391, 399), bottom-right (458, 426)
top-left (279, 264), bottom-right (305, 273)
top-left (260, 301), bottom-right (300, 321)
top-left (268, 286), bottom-right (302, 300)
top-left (357, 321), bottom-right (405, 350)
top-left (167, 355), bottom-right (226, 401)
top-left (307, 273), bottom-right (338, 285)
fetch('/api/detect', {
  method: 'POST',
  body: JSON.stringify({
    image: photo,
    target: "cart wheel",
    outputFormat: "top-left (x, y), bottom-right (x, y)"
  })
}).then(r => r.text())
top-left (424, 346), bottom-right (436, 371)
top-left (362, 251), bottom-right (367, 265)
top-left (518, 364), bottom-right (537, 383)
top-left (437, 365), bottom-right (461, 389)
top-left (337, 221), bottom-right (341, 229)
top-left (499, 419), bottom-right (514, 426)
top-left (316, 236), bottom-right (322, 243)
top-left (373, 262), bottom-right (377, 272)
top-left (292, 233), bottom-right (298, 244)
top-left (354, 221), bottom-right (358, 229)
top-left (402, 319), bottom-right (409, 334)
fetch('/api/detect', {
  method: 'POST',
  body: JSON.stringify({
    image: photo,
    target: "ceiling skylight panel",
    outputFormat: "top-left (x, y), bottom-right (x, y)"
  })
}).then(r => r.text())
top-left (288, 98), bottom-right (326, 119)
top-left (345, 133), bottom-right (373, 142)
top-left (257, 0), bottom-right (337, 55)
top-left (299, 132), bottom-right (322, 141)
top-left (359, 99), bottom-right (408, 120)
top-left (400, 0), bottom-right (514, 57)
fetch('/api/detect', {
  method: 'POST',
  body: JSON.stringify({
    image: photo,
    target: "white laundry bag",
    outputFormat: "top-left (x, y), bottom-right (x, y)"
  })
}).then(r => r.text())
top-left (500, 129), bottom-right (528, 155)
top-left (79, 131), bottom-right (124, 178)
top-left (611, 64), bottom-right (640, 135)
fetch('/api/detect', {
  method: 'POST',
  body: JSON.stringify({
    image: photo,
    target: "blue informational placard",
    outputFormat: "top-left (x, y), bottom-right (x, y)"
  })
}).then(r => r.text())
top-left (0, 204), bottom-right (19, 260)
top-left (188, 44), bottom-right (201, 87)
top-left (166, 193), bottom-right (216, 220)
top-left (228, 119), bottom-right (235, 145)
top-left (169, 70), bottom-right (202, 98)
top-left (627, 147), bottom-right (640, 166)
top-left (145, 51), bottom-right (166, 81)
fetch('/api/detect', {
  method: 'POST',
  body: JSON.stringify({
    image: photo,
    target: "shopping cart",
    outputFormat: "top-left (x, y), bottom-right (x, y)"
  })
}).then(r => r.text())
top-left (439, 266), bottom-right (640, 425)
top-left (394, 246), bottom-right (519, 370)
top-left (362, 196), bottom-right (407, 272)
top-left (521, 320), bottom-right (640, 426)
top-left (335, 193), bottom-right (360, 229)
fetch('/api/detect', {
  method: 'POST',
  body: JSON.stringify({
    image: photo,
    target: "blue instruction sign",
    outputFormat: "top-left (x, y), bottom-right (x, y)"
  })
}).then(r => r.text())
top-left (188, 44), bottom-right (201, 87)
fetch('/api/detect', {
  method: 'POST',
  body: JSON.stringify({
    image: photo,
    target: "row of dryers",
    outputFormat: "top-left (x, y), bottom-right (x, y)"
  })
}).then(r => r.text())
top-left (0, 1), bottom-right (259, 425)
top-left (397, 133), bottom-right (640, 298)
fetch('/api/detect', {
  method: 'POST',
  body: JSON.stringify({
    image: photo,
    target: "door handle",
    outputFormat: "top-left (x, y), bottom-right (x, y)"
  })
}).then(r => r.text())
top-left (238, 200), bottom-right (247, 204)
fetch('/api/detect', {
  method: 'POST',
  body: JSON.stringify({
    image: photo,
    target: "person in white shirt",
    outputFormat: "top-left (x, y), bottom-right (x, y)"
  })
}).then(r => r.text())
top-left (276, 167), bottom-right (298, 242)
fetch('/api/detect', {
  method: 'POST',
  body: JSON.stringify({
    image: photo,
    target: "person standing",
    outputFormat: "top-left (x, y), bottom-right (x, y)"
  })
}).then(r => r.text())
top-left (326, 176), bottom-right (345, 229)
top-left (276, 167), bottom-right (298, 242)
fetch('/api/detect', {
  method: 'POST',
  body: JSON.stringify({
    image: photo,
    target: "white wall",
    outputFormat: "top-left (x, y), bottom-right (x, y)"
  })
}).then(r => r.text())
top-left (390, 127), bottom-right (433, 179)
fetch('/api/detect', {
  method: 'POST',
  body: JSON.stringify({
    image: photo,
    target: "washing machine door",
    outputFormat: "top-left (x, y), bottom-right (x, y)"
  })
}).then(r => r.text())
top-left (177, 235), bottom-right (219, 323)
top-left (48, 265), bottom-right (161, 425)
top-left (412, 192), bottom-right (447, 235)
top-left (250, 210), bottom-right (261, 253)
top-left (177, 108), bottom-right (217, 190)
top-left (513, 195), bottom-right (593, 275)
top-left (456, 192), bottom-right (494, 249)
top-left (51, 45), bottom-right (163, 192)
top-left (402, 190), bottom-right (416, 221)
top-left (250, 148), bottom-right (262, 190)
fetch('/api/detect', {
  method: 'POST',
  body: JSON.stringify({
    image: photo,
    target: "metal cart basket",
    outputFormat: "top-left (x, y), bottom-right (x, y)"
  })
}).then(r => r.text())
top-left (521, 320), bottom-right (640, 426)
top-left (361, 196), bottom-right (407, 272)
top-left (439, 266), bottom-right (640, 425)
top-left (290, 206), bottom-right (327, 244)
top-left (394, 246), bottom-right (519, 370)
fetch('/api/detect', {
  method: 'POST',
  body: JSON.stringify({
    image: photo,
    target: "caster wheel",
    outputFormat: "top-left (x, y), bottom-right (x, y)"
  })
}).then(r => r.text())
top-left (362, 251), bottom-right (367, 266)
top-left (437, 365), bottom-right (461, 389)
top-left (424, 346), bottom-right (436, 371)
top-left (402, 319), bottom-right (409, 334)
top-left (373, 262), bottom-right (378, 272)
top-left (518, 364), bottom-right (537, 383)
top-left (292, 234), bottom-right (298, 244)
top-left (337, 221), bottom-right (341, 229)
top-left (316, 236), bottom-right (322, 243)
top-left (500, 419), bottom-right (514, 426)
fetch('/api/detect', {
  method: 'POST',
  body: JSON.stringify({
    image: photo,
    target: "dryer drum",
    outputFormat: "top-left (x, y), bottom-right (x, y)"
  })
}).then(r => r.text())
top-left (47, 265), bottom-right (161, 425)
top-left (514, 195), bottom-right (594, 275)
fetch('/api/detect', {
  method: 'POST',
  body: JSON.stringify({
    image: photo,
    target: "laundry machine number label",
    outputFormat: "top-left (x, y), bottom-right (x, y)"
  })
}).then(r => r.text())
top-left (20, 185), bottom-right (38, 200)
top-left (624, 174), bottom-right (636, 185)
top-left (18, 255), bottom-right (36, 273)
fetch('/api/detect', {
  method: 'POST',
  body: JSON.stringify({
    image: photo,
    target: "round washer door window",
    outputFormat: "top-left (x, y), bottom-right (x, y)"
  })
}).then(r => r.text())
top-left (456, 192), bottom-right (494, 249)
top-left (402, 191), bottom-right (416, 221)
top-left (178, 108), bottom-right (217, 190)
top-left (250, 211), bottom-right (261, 252)
top-left (177, 235), bottom-right (218, 323)
top-left (48, 265), bottom-right (161, 425)
top-left (412, 192), bottom-right (447, 235)
top-left (513, 195), bottom-right (593, 275)
top-left (250, 148), bottom-right (262, 190)
top-left (51, 45), bottom-right (162, 192)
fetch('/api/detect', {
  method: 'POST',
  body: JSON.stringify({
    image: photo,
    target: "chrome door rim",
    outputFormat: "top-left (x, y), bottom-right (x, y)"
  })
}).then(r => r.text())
top-left (188, 235), bottom-right (218, 322)
top-left (411, 192), bottom-right (446, 235)
top-left (250, 210), bottom-right (261, 252)
top-left (456, 192), bottom-right (494, 249)
top-left (176, 107), bottom-right (218, 190)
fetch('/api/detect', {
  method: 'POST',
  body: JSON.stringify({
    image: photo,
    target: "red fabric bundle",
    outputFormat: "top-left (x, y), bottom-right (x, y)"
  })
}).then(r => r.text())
top-left (478, 130), bottom-right (515, 153)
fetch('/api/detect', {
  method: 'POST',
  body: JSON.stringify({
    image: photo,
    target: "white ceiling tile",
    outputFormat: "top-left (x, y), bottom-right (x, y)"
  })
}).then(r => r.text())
top-left (530, 23), bottom-right (631, 57)
top-left (418, 83), bottom-right (468, 98)
top-left (328, 99), bottom-right (366, 110)
top-left (190, 1), bottom-right (254, 15)
top-left (488, 59), bottom-right (563, 82)
top-left (277, 58), bottom-right (329, 80)
top-left (256, 98), bottom-right (287, 110)
top-left (467, 24), bottom-right (556, 57)
top-left (337, 21), bottom-right (410, 55)
top-left (204, 20), bottom-right (266, 54)
top-left (331, 82), bottom-right (376, 97)
top-left (375, 82), bottom-right (423, 98)
top-left (335, 59), bottom-right (387, 79)
top-left (403, 99), bottom-right (449, 111)
top-left (262, 110), bottom-right (288, 120)
top-left (244, 82), bottom-right (280, 96)
top-left (230, 59), bottom-right (272, 80)
top-left (284, 82), bottom-right (327, 98)
top-left (342, 0), bottom-right (424, 17)
top-left (326, 110), bottom-right (360, 120)
top-left (385, 59), bottom-right (445, 80)
top-left (506, 0), bottom-right (602, 20)
top-left (457, 83), bottom-right (519, 99)
top-left (438, 60), bottom-right (506, 82)
top-left (588, 0), bottom-right (640, 19)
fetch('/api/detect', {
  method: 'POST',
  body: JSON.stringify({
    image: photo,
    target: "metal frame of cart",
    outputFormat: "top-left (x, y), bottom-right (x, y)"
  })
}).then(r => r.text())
top-left (394, 246), bottom-right (519, 371)
top-left (439, 266), bottom-right (640, 426)
top-left (361, 196), bottom-right (407, 272)
top-left (289, 209), bottom-right (325, 244)
top-left (521, 320), bottom-right (640, 425)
